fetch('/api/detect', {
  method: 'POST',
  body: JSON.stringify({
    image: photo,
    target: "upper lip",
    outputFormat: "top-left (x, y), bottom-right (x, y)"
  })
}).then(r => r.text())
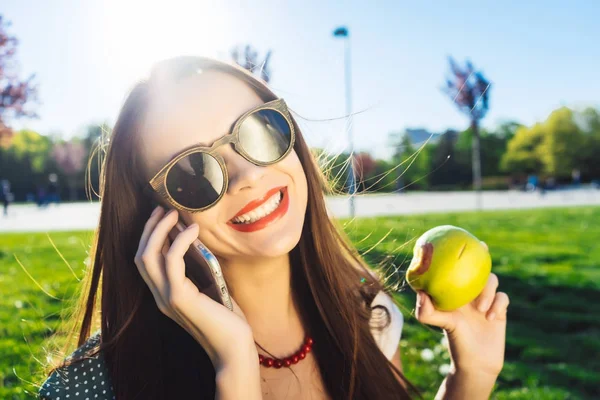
top-left (230, 186), bottom-right (286, 220)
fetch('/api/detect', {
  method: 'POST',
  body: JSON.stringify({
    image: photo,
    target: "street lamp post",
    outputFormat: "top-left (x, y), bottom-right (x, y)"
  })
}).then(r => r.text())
top-left (333, 26), bottom-right (356, 219)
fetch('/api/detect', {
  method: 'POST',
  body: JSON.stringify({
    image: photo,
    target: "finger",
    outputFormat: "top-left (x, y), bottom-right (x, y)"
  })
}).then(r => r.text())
top-left (164, 223), bottom-right (199, 287)
top-left (415, 291), bottom-right (455, 332)
top-left (161, 237), bottom-right (170, 257)
top-left (475, 273), bottom-right (499, 313)
top-left (134, 207), bottom-right (167, 291)
top-left (139, 236), bottom-right (172, 317)
top-left (145, 209), bottom-right (179, 254)
top-left (148, 245), bottom-right (170, 316)
top-left (486, 292), bottom-right (510, 321)
top-left (139, 209), bottom-right (179, 289)
top-left (137, 206), bottom-right (165, 257)
top-left (156, 236), bottom-right (170, 281)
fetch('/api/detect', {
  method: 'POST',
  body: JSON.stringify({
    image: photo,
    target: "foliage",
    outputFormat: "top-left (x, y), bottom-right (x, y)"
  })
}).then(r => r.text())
top-left (354, 152), bottom-right (376, 191)
top-left (442, 57), bottom-right (492, 193)
top-left (576, 107), bottom-right (600, 179)
top-left (427, 129), bottom-right (470, 187)
top-left (389, 132), bottom-right (431, 190)
top-left (5, 129), bottom-right (51, 173)
top-left (1, 104), bottom-right (600, 202)
top-left (0, 15), bottom-right (38, 147)
top-left (51, 140), bottom-right (86, 176)
top-left (0, 124), bottom-right (108, 201)
top-left (456, 124), bottom-right (514, 177)
top-left (501, 107), bottom-right (598, 179)
top-left (0, 130), bottom-right (54, 198)
top-left (364, 158), bottom-right (398, 192)
top-left (443, 57), bottom-right (491, 122)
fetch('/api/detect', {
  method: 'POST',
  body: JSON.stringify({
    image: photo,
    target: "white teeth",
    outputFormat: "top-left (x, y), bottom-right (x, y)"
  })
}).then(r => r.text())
top-left (232, 190), bottom-right (283, 224)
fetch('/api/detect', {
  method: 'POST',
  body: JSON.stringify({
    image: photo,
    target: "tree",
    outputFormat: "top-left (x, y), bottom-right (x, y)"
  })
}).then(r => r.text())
top-left (576, 108), bottom-right (600, 178)
top-left (495, 120), bottom-right (522, 140)
top-left (353, 152), bottom-right (376, 192)
top-left (0, 15), bottom-right (38, 148)
top-left (501, 123), bottom-right (545, 175)
top-left (0, 129), bottom-right (51, 200)
top-left (501, 107), bottom-right (587, 178)
top-left (455, 123), bottom-right (516, 178)
top-left (82, 123), bottom-right (110, 199)
top-left (537, 107), bottom-right (584, 177)
top-left (231, 45), bottom-right (272, 83)
top-left (366, 159), bottom-right (397, 192)
top-left (8, 129), bottom-right (51, 172)
top-left (389, 132), bottom-right (432, 190)
top-left (428, 129), bottom-right (471, 188)
top-left (443, 58), bottom-right (491, 201)
top-left (51, 139), bottom-right (87, 200)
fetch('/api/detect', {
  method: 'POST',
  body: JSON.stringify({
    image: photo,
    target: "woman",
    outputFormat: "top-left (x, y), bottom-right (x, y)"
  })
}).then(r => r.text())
top-left (39, 57), bottom-right (509, 399)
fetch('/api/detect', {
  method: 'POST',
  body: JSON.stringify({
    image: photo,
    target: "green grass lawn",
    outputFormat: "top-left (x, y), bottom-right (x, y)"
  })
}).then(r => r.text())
top-left (1, 206), bottom-right (599, 399)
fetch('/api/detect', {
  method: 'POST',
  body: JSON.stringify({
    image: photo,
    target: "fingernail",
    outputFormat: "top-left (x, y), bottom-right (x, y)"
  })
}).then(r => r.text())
top-left (152, 206), bottom-right (162, 216)
top-left (167, 209), bottom-right (177, 217)
top-left (417, 292), bottom-right (424, 306)
top-left (186, 223), bottom-right (198, 231)
top-left (487, 312), bottom-right (496, 321)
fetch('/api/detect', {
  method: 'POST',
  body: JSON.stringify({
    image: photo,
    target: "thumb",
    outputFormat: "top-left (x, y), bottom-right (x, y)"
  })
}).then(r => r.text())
top-left (415, 291), bottom-right (456, 332)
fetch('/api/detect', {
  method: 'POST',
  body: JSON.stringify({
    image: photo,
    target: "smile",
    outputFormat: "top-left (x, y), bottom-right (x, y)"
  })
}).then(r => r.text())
top-left (227, 186), bottom-right (289, 233)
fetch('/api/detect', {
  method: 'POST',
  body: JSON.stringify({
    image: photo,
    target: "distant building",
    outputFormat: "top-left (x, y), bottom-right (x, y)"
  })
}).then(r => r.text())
top-left (400, 128), bottom-right (461, 146)
top-left (403, 128), bottom-right (441, 146)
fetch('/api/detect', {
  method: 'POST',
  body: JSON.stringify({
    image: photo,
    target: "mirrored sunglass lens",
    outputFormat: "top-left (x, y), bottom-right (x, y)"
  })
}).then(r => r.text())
top-left (238, 109), bottom-right (292, 163)
top-left (166, 152), bottom-right (224, 209)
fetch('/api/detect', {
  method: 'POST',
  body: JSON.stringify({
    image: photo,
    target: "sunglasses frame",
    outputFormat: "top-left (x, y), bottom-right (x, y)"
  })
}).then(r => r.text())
top-left (145, 98), bottom-right (295, 213)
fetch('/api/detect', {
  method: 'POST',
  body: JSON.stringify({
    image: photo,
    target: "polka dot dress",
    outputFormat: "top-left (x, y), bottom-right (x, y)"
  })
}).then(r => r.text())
top-left (38, 291), bottom-right (403, 399)
top-left (39, 332), bottom-right (115, 399)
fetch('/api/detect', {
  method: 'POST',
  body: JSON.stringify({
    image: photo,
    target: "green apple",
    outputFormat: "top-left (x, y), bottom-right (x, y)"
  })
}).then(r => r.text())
top-left (406, 225), bottom-right (491, 311)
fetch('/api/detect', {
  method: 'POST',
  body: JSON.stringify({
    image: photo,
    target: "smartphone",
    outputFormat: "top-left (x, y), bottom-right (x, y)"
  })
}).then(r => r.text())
top-left (168, 220), bottom-right (234, 312)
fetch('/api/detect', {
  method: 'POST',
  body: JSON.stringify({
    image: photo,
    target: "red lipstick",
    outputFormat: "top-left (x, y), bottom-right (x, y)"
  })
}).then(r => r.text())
top-left (227, 187), bottom-right (289, 233)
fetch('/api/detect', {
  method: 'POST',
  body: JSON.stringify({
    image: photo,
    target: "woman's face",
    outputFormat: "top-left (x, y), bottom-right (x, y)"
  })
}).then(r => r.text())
top-left (140, 70), bottom-right (308, 261)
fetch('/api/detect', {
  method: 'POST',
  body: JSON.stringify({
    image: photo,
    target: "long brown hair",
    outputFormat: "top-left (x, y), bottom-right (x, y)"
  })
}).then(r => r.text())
top-left (44, 57), bottom-right (417, 399)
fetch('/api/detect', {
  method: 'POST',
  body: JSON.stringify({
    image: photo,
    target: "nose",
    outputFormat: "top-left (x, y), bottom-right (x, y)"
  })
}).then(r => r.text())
top-left (222, 146), bottom-right (266, 194)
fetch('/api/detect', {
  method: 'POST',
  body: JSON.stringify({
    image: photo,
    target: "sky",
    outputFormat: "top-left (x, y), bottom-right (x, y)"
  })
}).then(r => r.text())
top-left (3, 0), bottom-right (600, 159)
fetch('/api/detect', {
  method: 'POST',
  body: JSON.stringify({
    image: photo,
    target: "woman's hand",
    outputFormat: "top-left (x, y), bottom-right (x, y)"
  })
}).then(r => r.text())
top-left (414, 243), bottom-right (509, 379)
top-left (134, 206), bottom-right (256, 371)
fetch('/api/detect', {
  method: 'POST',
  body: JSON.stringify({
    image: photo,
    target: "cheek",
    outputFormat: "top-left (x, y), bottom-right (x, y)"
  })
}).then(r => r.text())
top-left (184, 211), bottom-right (232, 255)
top-left (285, 151), bottom-right (307, 191)
top-left (283, 151), bottom-right (308, 215)
top-left (181, 210), bottom-right (219, 238)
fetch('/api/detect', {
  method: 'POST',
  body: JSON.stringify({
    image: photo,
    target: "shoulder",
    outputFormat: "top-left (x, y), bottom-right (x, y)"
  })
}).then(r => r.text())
top-left (39, 331), bottom-right (115, 399)
top-left (369, 290), bottom-right (404, 361)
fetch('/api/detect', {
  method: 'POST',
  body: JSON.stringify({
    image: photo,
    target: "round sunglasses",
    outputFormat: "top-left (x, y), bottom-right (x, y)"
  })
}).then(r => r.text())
top-left (145, 98), bottom-right (295, 213)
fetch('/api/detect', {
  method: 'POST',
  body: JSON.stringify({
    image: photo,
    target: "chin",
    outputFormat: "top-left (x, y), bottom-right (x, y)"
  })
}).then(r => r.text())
top-left (254, 221), bottom-right (304, 257)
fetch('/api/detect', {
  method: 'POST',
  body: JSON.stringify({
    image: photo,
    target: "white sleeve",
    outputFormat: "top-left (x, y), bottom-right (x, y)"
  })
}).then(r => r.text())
top-left (369, 290), bottom-right (404, 360)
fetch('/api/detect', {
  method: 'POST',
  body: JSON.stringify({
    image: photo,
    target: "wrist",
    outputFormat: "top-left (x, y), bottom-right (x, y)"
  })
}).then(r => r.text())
top-left (438, 367), bottom-right (498, 400)
top-left (205, 328), bottom-right (257, 371)
top-left (452, 364), bottom-right (501, 382)
top-left (221, 333), bottom-right (259, 367)
top-left (216, 347), bottom-right (260, 376)
top-left (216, 357), bottom-right (262, 400)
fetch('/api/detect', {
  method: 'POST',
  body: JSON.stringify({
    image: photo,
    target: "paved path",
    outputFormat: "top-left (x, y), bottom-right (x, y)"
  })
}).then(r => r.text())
top-left (1, 188), bottom-right (599, 232)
